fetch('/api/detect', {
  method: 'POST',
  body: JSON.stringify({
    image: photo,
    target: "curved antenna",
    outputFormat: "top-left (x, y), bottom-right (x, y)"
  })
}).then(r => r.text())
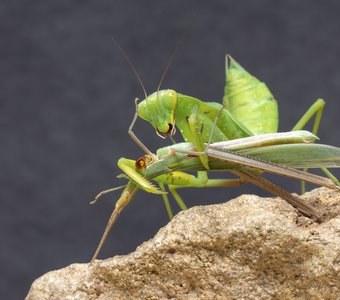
top-left (156, 12), bottom-right (198, 92)
top-left (108, 34), bottom-right (148, 100)
top-left (109, 35), bottom-right (153, 155)
top-left (156, 39), bottom-right (183, 92)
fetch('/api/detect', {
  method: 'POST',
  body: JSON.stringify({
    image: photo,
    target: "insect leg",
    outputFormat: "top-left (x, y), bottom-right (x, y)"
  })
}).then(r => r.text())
top-left (159, 182), bottom-right (174, 219)
top-left (291, 98), bottom-right (325, 133)
top-left (168, 186), bottom-right (188, 211)
top-left (128, 98), bottom-right (154, 156)
top-left (155, 171), bottom-right (246, 212)
top-left (168, 177), bottom-right (247, 211)
top-left (233, 169), bottom-right (321, 220)
top-left (118, 158), bottom-right (165, 194)
top-left (291, 98), bottom-right (339, 189)
top-left (90, 185), bottom-right (127, 204)
top-left (91, 181), bottom-right (139, 263)
top-left (187, 107), bottom-right (210, 169)
top-left (207, 106), bottom-right (224, 146)
top-left (187, 108), bottom-right (230, 168)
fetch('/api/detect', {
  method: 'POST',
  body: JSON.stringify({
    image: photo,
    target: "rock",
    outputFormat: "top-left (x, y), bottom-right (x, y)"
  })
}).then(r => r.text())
top-left (26, 187), bottom-right (340, 300)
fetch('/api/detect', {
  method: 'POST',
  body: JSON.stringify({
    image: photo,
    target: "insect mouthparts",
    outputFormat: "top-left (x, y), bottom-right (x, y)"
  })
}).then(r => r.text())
top-left (167, 123), bottom-right (173, 133)
top-left (156, 129), bottom-right (167, 139)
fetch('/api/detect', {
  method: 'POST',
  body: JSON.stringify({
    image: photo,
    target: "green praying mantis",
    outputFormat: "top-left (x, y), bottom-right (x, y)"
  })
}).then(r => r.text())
top-left (89, 48), bottom-right (340, 262)
top-left (90, 130), bottom-right (340, 262)
top-left (130, 56), bottom-right (339, 190)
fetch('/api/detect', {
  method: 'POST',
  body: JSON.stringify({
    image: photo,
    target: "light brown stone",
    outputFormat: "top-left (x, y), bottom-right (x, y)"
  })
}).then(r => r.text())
top-left (26, 187), bottom-right (340, 300)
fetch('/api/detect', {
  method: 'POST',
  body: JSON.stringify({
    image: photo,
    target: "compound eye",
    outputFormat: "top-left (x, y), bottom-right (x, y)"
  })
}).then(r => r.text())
top-left (166, 123), bottom-right (173, 134)
top-left (135, 156), bottom-right (147, 170)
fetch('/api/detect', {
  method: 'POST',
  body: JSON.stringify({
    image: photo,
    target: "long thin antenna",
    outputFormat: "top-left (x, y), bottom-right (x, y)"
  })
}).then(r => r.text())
top-left (108, 34), bottom-right (148, 100)
top-left (156, 39), bottom-right (183, 92)
top-left (156, 12), bottom-right (198, 91)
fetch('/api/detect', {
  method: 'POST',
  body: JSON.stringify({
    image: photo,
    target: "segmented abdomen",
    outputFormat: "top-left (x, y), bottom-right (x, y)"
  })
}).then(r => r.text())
top-left (224, 56), bottom-right (279, 135)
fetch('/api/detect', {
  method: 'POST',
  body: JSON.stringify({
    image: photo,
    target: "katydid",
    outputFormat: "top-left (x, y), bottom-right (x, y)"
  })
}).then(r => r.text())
top-left (130, 56), bottom-right (338, 190)
top-left (90, 130), bottom-right (340, 262)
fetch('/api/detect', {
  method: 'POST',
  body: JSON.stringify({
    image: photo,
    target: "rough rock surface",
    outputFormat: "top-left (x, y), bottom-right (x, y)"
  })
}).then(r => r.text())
top-left (26, 187), bottom-right (340, 300)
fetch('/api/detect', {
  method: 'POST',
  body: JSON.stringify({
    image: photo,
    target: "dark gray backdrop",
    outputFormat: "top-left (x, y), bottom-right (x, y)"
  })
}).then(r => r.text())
top-left (2, 1), bottom-right (340, 299)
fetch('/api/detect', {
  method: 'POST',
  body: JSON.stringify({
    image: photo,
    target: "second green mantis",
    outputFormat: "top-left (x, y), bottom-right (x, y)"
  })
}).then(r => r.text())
top-left (90, 130), bottom-right (340, 262)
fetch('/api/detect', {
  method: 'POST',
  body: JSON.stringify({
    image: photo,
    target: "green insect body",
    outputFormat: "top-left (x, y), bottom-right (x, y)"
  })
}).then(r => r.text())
top-left (224, 56), bottom-right (279, 135)
top-left (90, 52), bottom-right (339, 262)
top-left (91, 131), bottom-right (340, 262)
top-left (137, 56), bottom-right (279, 144)
top-left (137, 89), bottom-right (251, 143)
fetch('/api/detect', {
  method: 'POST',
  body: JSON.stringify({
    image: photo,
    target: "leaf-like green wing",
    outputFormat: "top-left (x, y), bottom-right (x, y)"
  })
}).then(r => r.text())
top-left (241, 143), bottom-right (340, 168)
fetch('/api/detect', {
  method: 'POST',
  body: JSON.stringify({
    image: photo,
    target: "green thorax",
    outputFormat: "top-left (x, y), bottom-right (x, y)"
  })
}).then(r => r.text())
top-left (138, 89), bottom-right (252, 143)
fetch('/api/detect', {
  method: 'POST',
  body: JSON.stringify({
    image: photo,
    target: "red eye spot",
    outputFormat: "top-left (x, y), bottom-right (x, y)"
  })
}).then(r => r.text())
top-left (135, 157), bottom-right (147, 170)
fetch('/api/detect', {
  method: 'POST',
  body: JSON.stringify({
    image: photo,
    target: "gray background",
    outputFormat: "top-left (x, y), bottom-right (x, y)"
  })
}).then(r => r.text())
top-left (2, 1), bottom-right (340, 299)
